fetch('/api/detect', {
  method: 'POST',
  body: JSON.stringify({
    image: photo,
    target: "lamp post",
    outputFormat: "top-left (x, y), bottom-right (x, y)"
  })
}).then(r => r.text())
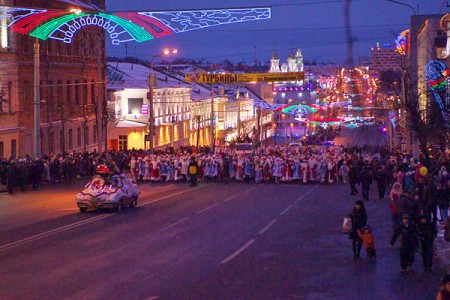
top-left (385, 0), bottom-right (417, 15)
top-left (33, 38), bottom-right (41, 159)
top-left (147, 49), bottom-right (177, 154)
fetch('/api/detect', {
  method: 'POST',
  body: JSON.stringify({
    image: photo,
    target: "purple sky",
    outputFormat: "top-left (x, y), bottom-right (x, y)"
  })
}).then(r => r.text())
top-left (105, 0), bottom-right (446, 66)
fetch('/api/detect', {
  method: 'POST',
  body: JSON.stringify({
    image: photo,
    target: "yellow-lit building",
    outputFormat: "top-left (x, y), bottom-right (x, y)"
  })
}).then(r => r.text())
top-left (107, 62), bottom-right (191, 151)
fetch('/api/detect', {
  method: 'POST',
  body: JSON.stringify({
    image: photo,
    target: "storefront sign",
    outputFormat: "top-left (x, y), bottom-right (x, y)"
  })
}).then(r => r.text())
top-left (185, 72), bottom-right (304, 83)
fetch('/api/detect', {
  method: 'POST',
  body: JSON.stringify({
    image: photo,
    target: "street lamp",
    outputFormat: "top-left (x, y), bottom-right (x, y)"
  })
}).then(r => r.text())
top-left (147, 48), bottom-right (177, 154)
top-left (385, 0), bottom-right (417, 15)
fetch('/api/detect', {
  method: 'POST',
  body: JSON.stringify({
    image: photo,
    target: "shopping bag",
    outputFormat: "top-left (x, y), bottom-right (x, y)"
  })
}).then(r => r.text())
top-left (342, 217), bottom-right (352, 234)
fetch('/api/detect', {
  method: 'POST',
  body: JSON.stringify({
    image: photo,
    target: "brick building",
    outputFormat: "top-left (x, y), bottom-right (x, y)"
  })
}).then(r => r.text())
top-left (0, 0), bottom-right (106, 159)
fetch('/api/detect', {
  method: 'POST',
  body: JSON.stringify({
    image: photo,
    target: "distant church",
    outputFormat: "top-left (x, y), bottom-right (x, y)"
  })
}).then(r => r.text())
top-left (269, 49), bottom-right (304, 73)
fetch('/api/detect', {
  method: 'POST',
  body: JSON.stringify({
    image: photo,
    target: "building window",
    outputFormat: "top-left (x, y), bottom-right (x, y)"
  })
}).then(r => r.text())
top-left (77, 127), bottom-right (81, 147)
top-left (93, 125), bottom-right (97, 144)
top-left (83, 80), bottom-right (88, 105)
top-left (128, 98), bottom-right (143, 114)
top-left (49, 132), bottom-right (54, 154)
top-left (84, 126), bottom-right (89, 146)
top-left (66, 81), bottom-right (72, 111)
top-left (75, 80), bottom-right (80, 105)
top-left (0, 141), bottom-right (4, 158)
top-left (47, 80), bottom-right (53, 111)
top-left (118, 135), bottom-right (127, 150)
top-left (8, 81), bottom-right (12, 113)
top-left (68, 129), bottom-right (73, 149)
top-left (11, 139), bottom-right (16, 158)
top-left (91, 80), bottom-right (95, 104)
top-left (59, 130), bottom-right (64, 152)
top-left (23, 81), bottom-right (29, 112)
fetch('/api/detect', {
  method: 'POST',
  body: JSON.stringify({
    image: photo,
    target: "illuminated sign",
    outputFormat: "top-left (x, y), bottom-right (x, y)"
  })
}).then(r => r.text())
top-left (186, 72), bottom-right (305, 83)
top-left (141, 104), bottom-right (148, 114)
top-left (395, 29), bottom-right (409, 56)
top-left (1, 6), bottom-right (271, 45)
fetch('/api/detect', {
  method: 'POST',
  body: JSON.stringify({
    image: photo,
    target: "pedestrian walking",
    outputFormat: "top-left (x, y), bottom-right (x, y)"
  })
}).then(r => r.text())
top-left (222, 155), bottom-right (230, 184)
top-left (436, 182), bottom-right (449, 224)
top-left (188, 156), bottom-right (198, 187)
top-left (348, 163), bottom-right (359, 196)
top-left (359, 165), bottom-right (372, 201)
top-left (357, 225), bottom-right (376, 261)
top-left (349, 200), bottom-right (367, 259)
top-left (416, 214), bottom-right (437, 272)
top-left (390, 213), bottom-right (418, 272)
top-left (374, 165), bottom-right (387, 200)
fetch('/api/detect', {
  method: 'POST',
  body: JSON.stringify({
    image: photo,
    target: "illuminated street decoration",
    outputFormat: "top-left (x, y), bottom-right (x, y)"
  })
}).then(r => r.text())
top-left (295, 117), bottom-right (344, 126)
top-left (395, 29), bottom-right (408, 56)
top-left (0, 6), bottom-right (271, 45)
top-left (425, 60), bottom-right (450, 127)
top-left (275, 104), bottom-right (322, 115)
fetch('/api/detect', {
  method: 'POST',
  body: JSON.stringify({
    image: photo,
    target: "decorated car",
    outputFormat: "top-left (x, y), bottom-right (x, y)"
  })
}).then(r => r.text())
top-left (76, 173), bottom-right (139, 213)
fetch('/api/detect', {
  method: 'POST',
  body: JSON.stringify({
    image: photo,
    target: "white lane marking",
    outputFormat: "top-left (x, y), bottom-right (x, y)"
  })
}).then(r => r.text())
top-left (0, 214), bottom-right (111, 251)
top-left (196, 203), bottom-right (220, 215)
top-left (294, 186), bottom-right (317, 204)
top-left (279, 205), bottom-right (293, 216)
top-left (158, 217), bottom-right (190, 232)
top-left (220, 239), bottom-right (255, 264)
top-left (139, 185), bottom-right (206, 207)
top-left (244, 186), bottom-right (259, 193)
top-left (223, 185), bottom-right (258, 203)
top-left (223, 193), bottom-right (240, 202)
top-left (0, 187), bottom-right (205, 252)
top-left (258, 219), bottom-right (278, 235)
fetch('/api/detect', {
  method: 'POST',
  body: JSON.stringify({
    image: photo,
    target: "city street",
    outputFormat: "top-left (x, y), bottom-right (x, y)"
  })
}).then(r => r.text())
top-left (0, 180), bottom-right (445, 299)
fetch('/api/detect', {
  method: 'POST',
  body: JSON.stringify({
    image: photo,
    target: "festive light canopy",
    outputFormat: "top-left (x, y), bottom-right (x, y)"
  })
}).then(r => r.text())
top-left (425, 60), bottom-right (450, 127)
top-left (1, 6), bottom-right (271, 45)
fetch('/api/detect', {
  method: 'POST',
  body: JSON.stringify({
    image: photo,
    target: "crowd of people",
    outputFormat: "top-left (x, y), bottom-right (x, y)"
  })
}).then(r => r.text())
top-left (1, 143), bottom-right (450, 296)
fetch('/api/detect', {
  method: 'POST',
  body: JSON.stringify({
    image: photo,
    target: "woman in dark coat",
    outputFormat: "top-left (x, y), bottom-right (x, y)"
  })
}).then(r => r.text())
top-left (349, 200), bottom-right (368, 259)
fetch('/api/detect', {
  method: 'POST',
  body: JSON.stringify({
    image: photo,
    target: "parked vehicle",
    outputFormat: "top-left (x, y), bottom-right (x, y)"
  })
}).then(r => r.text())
top-left (76, 174), bottom-right (139, 213)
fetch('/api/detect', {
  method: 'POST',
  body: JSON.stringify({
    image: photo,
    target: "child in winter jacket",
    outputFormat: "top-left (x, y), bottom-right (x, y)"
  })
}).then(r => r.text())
top-left (357, 226), bottom-right (376, 261)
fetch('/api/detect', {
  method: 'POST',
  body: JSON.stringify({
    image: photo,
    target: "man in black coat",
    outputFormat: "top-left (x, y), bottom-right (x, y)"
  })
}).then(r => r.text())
top-left (188, 156), bottom-right (199, 187)
top-left (416, 214), bottom-right (437, 272)
top-left (359, 165), bottom-right (372, 201)
top-left (349, 200), bottom-right (367, 259)
top-left (348, 164), bottom-right (359, 196)
top-left (391, 214), bottom-right (418, 272)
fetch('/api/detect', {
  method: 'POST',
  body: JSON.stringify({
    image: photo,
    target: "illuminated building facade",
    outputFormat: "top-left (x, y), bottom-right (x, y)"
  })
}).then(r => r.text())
top-left (0, 0), bottom-right (106, 158)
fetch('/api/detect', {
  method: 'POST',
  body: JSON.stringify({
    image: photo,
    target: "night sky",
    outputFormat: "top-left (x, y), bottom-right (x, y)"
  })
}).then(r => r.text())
top-left (105, 0), bottom-right (446, 66)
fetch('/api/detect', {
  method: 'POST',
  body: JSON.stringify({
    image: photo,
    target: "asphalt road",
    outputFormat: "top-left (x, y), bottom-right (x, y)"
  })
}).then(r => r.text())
top-left (0, 180), bottom-right (445, 299)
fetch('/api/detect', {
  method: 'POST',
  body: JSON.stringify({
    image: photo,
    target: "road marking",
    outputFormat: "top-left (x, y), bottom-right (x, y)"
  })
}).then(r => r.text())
top-left (244, 186), bottom-right (259, 193)
top-left (196, 203), bottom-right (220, 215)
top-left (0, 214), bottom-right (111, 251)
top-left (279, 205), bottom-right (293, 216)
top-left (139, 185), bottom-right (206, 207)
top-left (294, 185), bottom-right (318, 204)
top-left (258, 219), bottom-right (277, 235)
top-left (158, 217), bottom-right (190, 232)
top-left (0, 186), bottom-right (205, 252)
top-left (220, 239), bottom-right (255, 264)
top-left (223, 193), bottom-right (240, 202)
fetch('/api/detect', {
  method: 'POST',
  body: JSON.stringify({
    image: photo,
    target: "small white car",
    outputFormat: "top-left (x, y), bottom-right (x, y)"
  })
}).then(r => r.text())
top-left (76, 174), bottom-right (139, 213)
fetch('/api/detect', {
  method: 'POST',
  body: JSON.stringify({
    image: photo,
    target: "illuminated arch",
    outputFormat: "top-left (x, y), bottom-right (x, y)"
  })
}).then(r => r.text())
top-left (2, 6), bottom-right (271, 45)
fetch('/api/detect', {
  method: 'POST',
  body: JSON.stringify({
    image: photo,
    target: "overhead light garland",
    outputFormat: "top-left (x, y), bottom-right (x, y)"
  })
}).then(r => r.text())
top-left (0, 6), bottom-right (271, 45)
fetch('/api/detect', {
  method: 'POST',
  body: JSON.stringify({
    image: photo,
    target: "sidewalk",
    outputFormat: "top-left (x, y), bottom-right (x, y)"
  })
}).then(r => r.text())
top-left (436, 222), bottom-right (450, 273)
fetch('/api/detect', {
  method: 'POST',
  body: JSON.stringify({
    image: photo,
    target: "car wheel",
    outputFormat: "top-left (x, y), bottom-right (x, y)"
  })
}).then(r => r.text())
top-left (115, 200), bottom-right (122, 212)
top-left (79, 207), bottom-right (87, 213)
